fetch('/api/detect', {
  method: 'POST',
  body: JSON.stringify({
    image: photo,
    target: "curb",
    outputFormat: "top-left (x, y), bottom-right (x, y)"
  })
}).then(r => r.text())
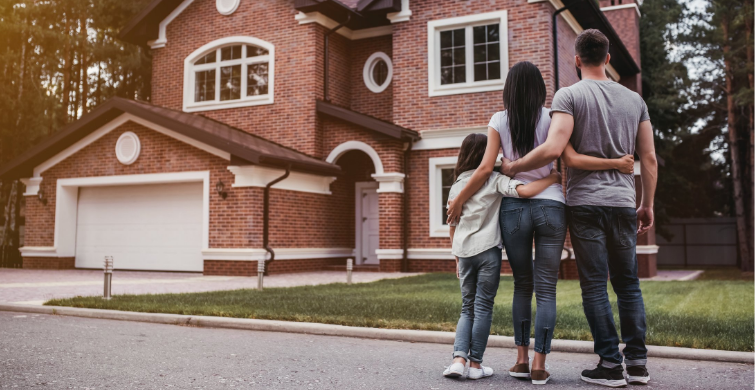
top-left (1, 303), bottom-right (752, 364)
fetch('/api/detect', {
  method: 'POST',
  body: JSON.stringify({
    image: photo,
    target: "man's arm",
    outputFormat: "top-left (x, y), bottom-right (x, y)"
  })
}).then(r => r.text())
top-left (636, 120), bottom-right (657, 235)
top-left (562, 143), bottom-right (635, 174)
top-left (501, 112), bottom-right (574, 176)
top-left (446, 127), bottom-right (501, 225)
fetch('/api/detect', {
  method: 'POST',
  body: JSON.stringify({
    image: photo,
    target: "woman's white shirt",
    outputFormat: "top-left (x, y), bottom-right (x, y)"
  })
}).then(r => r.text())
top-left (488, 108), bottom-right (565, 203)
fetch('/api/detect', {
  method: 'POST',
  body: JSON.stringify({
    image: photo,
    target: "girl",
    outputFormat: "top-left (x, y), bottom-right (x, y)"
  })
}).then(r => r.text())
top-left (443, 132), bottom-right (562, 380)
top-left (446, 61), bottom-right (634, 385)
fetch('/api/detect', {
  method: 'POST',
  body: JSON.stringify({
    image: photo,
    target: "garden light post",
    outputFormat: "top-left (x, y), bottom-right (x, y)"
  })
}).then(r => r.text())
top-left (257, 260), bottom-right (265, 290)
top-left (346, 258), bottom-right (353, 284)
top-left (103, 256), bottom-right (113, 300)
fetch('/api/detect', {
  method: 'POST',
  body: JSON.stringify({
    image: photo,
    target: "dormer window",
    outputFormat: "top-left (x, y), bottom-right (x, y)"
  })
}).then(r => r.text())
top-left (184, 37), bottom-right (274, 112)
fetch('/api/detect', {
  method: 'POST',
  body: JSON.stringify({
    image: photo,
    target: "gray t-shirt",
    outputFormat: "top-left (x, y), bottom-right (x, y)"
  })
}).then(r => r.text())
top-left (551, 79), bottom-right (650, 208)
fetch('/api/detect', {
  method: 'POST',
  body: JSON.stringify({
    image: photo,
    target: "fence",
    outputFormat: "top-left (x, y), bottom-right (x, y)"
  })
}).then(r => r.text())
top-left (656, 217), bottom-right (738, 267)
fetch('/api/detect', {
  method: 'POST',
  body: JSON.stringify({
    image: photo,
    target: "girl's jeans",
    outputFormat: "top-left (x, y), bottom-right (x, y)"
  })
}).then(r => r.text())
top-left (453, 246), bottom-right (502, 363)
top-left (500, 198), bottom-right (567, 354)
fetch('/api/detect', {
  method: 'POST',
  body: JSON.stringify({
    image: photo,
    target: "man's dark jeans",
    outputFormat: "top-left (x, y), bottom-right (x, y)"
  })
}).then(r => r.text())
top-left (568, 206), bottom-right (648, 367)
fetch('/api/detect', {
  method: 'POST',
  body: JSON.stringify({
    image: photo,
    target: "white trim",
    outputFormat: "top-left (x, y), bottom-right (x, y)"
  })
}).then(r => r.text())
top-left (636, 245), bottom-right (659, 255)
top-left (428, 156), bottom-right (458, 237)
top-left (216, 0), bottom-right (240, 15)
top-left (19, 246), bottom-right (58, 258)
top-left (148, 0), bottom-right (195, 49)
top-left (227, 165), bottom-right (336, 195)
top-left (371, 172), bottom-right (405, 194)
top-left (363, 52), bottom-right (393, 93)
top-left (201, 247), bottom-right (355, 262)
top-left (355, 181), bottom-right (380, 265)
top-left (326, 141), bottom-right (385, 175)
top-left (413, 126), bottom-right (488, 150)
top-left (427, 11), bottom-right (509, 97)
top-left (600, 3), bottom-right (641, 17)
top-left (386, 0), bottom-right (412, 23)
top-left (20, 177), bottom-right (42, 196)
top-left (375, 248), bottom-right (403, 260)
top-left (183, 36), bottom-right (274, 112)
top-left (295, 12), bottom-right (394, 40)
top-left (115, 131), bottom-right (141, 165)
top-left (53, 171), bottom-right (211, 258)
top-left (32, 114), bottom-right (230, 180)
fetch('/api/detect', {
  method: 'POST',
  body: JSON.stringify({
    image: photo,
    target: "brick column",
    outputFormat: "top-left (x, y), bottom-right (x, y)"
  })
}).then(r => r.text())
top-left (378, 192), bottom-right (403, 272)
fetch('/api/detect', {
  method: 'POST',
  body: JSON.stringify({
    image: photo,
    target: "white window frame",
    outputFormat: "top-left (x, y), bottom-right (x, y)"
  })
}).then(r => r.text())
top-left (183, 36), bottom-right (274, 112)
top-left (427, 10), bottom-right (509, 97)
top-left (363, 52), bottom-right (393, 93)
top-left (429, 156), bottom-right (458, 237)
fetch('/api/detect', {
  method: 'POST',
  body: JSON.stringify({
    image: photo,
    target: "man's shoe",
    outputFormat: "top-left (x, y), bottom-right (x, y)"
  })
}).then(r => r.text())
top-left (626, 365), bottom-right (650, 385)
top-left (467, 365), bottom-right (494, 380)
top-left (531, 370), bottom-right (550, 385)
top-left (580, 362), bottom-right (628, 388)
top-left (509, 362), bottom-right (531, 378)
top-left (443, 362), bottom-right (465, 378)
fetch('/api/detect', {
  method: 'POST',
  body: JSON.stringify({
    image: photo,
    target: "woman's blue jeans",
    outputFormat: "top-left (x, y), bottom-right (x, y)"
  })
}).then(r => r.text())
top-left (453, 246), bottom-right (502, 363)
top-left (500, 198), bottom-right (566, 354)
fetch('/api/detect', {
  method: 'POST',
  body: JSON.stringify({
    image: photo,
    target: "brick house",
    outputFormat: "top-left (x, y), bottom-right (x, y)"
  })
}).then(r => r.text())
top-left (0, 0), bottom-right (657, 277)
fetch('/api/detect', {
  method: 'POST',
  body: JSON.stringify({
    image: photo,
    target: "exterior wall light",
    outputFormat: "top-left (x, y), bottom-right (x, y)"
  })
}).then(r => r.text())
top-left (215, 180), bottom-right (228, 200)
top-left (38, 189), bottom-right (47, 205)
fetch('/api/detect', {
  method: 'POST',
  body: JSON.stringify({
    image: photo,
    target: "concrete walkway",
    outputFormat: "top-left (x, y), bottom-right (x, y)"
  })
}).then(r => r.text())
top-left (0, 269), bottom-right (422, 305)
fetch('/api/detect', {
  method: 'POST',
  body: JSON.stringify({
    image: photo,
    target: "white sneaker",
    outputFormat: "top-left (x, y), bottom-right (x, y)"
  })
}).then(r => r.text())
top-left (443, 362), bottom-right (465, 378)
top-left (467, 365), bottom-right (494, 380)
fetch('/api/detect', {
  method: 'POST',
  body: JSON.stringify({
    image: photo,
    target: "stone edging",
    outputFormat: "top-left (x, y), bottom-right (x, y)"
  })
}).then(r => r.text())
top-left (1, 303), bottom-right (751, 364)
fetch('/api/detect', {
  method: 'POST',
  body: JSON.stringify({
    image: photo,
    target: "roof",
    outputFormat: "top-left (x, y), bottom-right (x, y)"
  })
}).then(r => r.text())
top-left (0, 98), bottom-right (341, 179)
top-left (316, 100), bottom-right (419, 140)
top-left (562, 0), bottom-right (640, 77)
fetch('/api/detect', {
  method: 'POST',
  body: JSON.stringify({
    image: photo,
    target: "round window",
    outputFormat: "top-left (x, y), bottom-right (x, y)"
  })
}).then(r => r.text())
top-left (216, 0), bottom-right (240, 15)
top-left (363, 52), bottom-right (393, 93)
top-left (115, 132), bottom-right (141, 165)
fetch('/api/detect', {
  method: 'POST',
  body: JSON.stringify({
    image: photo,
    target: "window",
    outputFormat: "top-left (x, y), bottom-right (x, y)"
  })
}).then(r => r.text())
top-left (428, 11), bottom-right (508, 97)
top-left (429, 156), bottom-right (458, 237)
top-left (183, 37), bottom-right (274, 112)
top-left (363, 52), bottom-right (393, 93)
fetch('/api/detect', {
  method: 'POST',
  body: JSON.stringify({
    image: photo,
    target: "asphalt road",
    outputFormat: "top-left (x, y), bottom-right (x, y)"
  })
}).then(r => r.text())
top-left (0, 311), bottom-right (752, 389)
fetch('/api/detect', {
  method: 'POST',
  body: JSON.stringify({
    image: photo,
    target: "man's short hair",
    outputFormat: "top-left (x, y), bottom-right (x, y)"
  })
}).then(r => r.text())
top-left (575, 29), bottom-right (609, 66)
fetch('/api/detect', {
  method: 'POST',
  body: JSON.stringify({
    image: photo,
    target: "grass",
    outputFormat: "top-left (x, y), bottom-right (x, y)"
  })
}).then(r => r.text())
top-left (45, 274), bottom-right (754, 352)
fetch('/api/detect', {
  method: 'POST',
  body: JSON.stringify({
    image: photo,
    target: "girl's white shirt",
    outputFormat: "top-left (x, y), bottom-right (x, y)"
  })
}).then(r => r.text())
top-left (448, 170), bottom-right (523, 258)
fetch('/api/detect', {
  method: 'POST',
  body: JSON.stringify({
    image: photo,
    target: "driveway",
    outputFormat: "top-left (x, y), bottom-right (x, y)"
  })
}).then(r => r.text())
top-left (0, 311), bottom-right (751, 389)
top-left (0, 269), bottom-right (421, 305)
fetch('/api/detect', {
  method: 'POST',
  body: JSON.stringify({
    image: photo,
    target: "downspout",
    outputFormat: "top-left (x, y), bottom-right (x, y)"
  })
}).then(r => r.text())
top-left (263, 165), bottom-right (291, 276)
top-left (401, 141), bottom-right (413, 272)
top-left (323, 14), bottom-right (351, 102)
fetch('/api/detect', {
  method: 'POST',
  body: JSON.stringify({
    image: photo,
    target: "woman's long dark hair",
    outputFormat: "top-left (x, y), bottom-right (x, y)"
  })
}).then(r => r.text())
top-left (455, 133), bottom-right (488, 178)
top-left (502, 61), bottom-right (547, 159)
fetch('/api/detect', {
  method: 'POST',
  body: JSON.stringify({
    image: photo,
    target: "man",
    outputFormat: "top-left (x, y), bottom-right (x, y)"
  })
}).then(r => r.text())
top-left (500, 29), bottom-right (658, 387)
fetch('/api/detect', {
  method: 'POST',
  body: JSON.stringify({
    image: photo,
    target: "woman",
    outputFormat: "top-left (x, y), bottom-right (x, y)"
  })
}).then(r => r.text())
top-left (446, 61), bottom-right (633, 385)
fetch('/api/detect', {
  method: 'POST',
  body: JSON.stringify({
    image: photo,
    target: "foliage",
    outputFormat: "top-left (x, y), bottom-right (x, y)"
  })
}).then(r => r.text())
top-left (46, 274), bottom-right (755, 352)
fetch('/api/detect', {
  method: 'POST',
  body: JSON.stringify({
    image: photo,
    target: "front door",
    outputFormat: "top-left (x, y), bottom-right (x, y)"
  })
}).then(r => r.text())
top-left (356, 182), bottom-right (379, 265)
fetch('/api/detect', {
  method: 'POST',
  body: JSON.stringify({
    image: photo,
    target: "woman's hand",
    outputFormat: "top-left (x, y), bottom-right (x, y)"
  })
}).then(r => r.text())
top-left (447, 198), bottom-right (462, 225)
top-left (616, 155), bottom-right (635, 174)
top-left (549, 168), bottom-right (562, 183)
top-left (455, 257), bottom-right (460, 279)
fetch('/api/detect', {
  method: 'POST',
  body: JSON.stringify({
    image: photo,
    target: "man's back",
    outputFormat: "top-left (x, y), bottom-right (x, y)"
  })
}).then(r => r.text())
top-left (551, 79), bottom-right (649, 207)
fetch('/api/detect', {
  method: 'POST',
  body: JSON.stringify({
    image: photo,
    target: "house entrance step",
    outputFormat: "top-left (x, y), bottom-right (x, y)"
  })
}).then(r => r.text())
top-left (322, 264), bottom-right (381, 272)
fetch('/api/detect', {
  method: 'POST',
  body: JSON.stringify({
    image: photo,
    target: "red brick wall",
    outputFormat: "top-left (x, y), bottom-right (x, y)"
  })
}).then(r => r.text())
top-left (204, 258), bottom-right (346, 276)
top-left (22, 257), bottom-right (75, 270)
top-left (349, 35), bottom-right (393, 122)
top-left (151, 0), bottom-right (322, 155)
top-left (392, 0), bottom-right (555, 131)
top-left (407, 148), bottom-right (459, 249)
top-left (556, 14), bottom-right (580, 90)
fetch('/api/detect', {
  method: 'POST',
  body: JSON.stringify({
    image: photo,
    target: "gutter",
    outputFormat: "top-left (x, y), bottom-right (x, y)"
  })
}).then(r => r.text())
top-left (262, 165), bottom-right (291, 276)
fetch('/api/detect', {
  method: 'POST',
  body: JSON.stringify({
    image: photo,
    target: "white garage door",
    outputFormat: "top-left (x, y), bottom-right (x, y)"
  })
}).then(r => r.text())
top-left (75, 182), bottom-right (204, 272)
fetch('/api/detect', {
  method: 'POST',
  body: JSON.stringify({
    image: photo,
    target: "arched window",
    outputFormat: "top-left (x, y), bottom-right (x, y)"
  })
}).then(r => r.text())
top-left (183, 37), bottom-right (274, 112)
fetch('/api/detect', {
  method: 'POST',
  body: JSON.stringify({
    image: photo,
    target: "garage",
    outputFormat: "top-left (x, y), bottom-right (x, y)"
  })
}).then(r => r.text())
top-left (75, 182), bottom-right (204, 272)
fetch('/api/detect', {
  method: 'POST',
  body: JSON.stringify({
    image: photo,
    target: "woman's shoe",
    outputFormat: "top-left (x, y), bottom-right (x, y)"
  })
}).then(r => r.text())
top-left (443, 362), bottom-right (465, 378)
top-left (509, 362), bottom-right (531, 378)
top-left (531, 370), bottom-right (551, 385)
top-left (467, 365), bottom-right (494, 380)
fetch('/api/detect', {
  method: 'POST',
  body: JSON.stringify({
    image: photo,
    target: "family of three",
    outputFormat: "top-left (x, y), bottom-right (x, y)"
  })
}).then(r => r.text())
top-left (441, 29), bottom-right (658, 387)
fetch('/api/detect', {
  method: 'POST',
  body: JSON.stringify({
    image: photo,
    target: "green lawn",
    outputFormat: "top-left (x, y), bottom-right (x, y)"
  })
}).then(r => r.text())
top-left (45, 274), bottom-right (754, 352)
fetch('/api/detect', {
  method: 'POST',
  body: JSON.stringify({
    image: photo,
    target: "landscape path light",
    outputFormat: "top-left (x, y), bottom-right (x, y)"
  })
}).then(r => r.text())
top-left (103, 256), bottom-right (113, 300)
top-left (346, 258), bottom-right (353, 285)
top-left (257, 260), bottom-right (265, 290)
